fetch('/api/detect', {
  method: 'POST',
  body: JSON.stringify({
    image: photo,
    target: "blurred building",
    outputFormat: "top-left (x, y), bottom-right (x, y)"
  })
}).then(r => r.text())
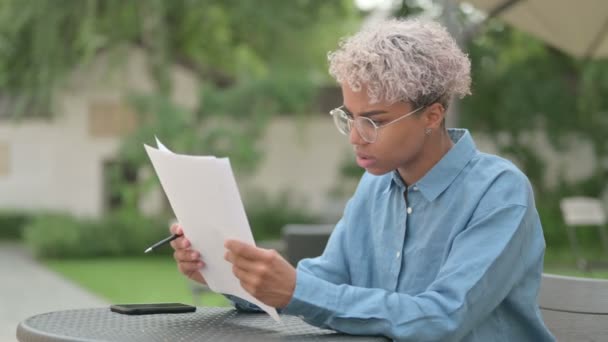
top-left (0, 48), bottom-right (352, 220)
top-left (0, 48), bottom-right (602, 220)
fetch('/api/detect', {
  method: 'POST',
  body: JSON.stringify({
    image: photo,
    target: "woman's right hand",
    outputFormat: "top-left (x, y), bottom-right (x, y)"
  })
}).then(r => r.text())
top-left (169, 223), bottom-right (207, 285)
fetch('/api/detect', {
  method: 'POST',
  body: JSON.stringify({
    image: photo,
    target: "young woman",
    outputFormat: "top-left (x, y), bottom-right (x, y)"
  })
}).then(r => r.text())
top-left (170, 18), bottom-right (555, 341)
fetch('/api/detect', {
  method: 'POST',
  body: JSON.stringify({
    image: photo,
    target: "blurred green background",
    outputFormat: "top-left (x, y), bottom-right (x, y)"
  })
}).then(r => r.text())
top-left (0, 0), bottom-right (607, 307)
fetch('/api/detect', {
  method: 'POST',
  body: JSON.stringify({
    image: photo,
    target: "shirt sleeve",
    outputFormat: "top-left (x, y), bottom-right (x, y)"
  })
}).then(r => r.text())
top-left (283, 203), bottom-right (540, 341)
top-left (223, 198), bottom-right (354, 314)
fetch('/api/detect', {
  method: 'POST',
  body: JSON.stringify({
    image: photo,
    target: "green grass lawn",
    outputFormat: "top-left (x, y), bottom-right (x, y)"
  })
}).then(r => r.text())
top-left (45, 256), bottom-right (229, 307)
top-left (544, 246), bottom-right (608, 279)
top-left (543, 266), bottom-right (608, 278)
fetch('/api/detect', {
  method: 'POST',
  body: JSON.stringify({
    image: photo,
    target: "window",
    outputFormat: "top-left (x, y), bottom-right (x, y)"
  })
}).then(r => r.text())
top-left (88, 102), bottom-right (138, 138)
top-left (102, 160), bottom-right (138, 211)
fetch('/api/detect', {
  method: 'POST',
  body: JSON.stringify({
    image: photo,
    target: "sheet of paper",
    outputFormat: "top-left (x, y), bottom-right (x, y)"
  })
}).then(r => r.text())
top-left (154, 136), bottom-right (171, 152)
top-left (144, 139), bottom-right (280, 321)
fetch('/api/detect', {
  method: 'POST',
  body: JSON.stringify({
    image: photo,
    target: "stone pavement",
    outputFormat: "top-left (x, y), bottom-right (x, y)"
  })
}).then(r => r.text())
top-left (0, 242), bottom-right (108, 342)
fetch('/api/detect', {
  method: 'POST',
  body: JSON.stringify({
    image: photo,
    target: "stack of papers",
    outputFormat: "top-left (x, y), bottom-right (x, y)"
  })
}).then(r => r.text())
top-left (144, 137), bottom-right (280, 321)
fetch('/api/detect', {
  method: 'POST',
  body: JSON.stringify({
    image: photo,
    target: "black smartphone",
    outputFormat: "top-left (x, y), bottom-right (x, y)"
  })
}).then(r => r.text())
top-left (110, 303), bottom-right (196, 315)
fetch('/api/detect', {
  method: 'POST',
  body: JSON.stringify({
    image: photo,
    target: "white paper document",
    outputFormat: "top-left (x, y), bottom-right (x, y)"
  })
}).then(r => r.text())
top-left (145, 138), bottom-right (280, 321)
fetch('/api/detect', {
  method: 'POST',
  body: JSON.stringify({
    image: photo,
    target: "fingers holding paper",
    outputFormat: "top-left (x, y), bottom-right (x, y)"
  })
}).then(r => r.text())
top-left (225, 239), bottom-right (296, 309)
top-left (170, 223), bottom-right (207, 285)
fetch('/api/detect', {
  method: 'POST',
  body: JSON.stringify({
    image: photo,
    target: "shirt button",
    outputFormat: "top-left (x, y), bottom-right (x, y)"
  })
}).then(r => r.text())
top-left (396, 252), bottom-right (401, 258)
top-left (407, 207), bottom-right (412, 214)
top-left (412, 186), bottom-right (418, 191)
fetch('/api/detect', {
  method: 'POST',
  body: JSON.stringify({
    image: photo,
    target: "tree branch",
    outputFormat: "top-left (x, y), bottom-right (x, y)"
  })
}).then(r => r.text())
top-left (462, 0), bottom-right (523, 46)
top-left (133, 38), bottom-right (235, 89)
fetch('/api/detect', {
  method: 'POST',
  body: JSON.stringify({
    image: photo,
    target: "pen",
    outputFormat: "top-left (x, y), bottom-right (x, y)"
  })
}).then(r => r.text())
top-left (144, 233), bottom-right (183, 253)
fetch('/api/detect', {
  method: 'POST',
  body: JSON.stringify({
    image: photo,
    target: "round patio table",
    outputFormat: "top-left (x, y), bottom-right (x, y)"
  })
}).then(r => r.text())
top-left (16, 307), bottom-right (389, 342)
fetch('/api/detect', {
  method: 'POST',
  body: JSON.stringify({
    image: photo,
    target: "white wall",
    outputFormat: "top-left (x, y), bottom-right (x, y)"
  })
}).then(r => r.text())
top-left (241, 117), bottom-right (353, 220)
top-left (0, 111), bottom-right (117, 217)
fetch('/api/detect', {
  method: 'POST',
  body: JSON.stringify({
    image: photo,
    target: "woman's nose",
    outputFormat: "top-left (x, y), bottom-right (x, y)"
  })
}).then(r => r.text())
top-left (349, 124), bottom-right (366, 145)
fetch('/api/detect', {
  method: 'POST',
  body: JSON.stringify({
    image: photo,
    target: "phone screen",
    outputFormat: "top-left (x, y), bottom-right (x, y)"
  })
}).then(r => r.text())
top-left (110, 303), bottom-right (196, 315)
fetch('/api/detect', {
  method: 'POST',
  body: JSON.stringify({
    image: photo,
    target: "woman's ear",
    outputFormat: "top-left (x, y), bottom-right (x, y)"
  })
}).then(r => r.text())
top-left (424, 103), bottom-right (446, 129)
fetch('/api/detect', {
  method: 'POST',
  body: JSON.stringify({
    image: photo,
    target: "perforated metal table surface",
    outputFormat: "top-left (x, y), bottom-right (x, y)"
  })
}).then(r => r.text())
top-left (16, 307), bottom-right (389, 341)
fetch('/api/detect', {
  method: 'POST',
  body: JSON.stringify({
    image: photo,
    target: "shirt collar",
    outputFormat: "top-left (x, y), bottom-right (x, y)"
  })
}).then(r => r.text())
top-left (385, 128), bottom-right (477, 201)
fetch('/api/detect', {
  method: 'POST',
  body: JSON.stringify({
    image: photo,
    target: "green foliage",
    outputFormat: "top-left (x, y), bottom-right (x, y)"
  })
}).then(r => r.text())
top-left (23, 214), bottom-right (90, 258)
top-left (0, 0), bottom-right (357, 118)
top-left (23, 211), bottom-right (171, 259)
top-left (46, 257), bottom-right (230, 306)
top-left (536, 197), bottom-right (570, 249)
top-left (20, 194), bottom-right (320, 257)
top-left (20, 184), bottom-right (322, 258)
top-left (461, 21), bottom-right (608, 197)
top-left (577, 60), bottom-right (608, 162)
top-left (0, 212), bottom-right (31, 240)
top-left (114, 80), bottom-right (277, 212)
top-left (0, 0), bottom-right (99, 117)
top-left (246, 191), bottom-right (320, 241)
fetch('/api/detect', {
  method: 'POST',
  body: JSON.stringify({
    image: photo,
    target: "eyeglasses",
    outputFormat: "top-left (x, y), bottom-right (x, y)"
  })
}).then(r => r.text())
top-left (329, 105), bottom-right (424, 143)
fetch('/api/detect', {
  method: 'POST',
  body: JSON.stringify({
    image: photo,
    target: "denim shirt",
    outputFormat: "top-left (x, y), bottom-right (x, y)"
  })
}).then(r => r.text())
top-left (230, 129), bottom-right (555, 342)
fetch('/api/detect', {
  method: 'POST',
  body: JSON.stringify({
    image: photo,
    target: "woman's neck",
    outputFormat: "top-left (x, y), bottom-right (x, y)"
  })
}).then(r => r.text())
top-left (398, 129), bottom-right (453, 186)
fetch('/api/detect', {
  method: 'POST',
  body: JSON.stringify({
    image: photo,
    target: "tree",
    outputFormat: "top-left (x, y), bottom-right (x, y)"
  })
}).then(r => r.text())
top-left (0, 0), bottom-right (356, 118)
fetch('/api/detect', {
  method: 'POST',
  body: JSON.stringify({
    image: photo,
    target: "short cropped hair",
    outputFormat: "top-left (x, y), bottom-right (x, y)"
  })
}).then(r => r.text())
top-left (328, 18), bottom-right (471, 109)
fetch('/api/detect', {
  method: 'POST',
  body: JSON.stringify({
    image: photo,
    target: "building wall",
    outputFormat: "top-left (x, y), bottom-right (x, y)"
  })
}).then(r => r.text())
top-left (0, 48), bottom-right (198, 218)
top-left (241, 117), bottom-right (353, 220)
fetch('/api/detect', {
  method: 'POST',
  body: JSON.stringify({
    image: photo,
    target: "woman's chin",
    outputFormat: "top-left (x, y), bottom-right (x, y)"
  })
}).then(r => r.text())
top-left (362, 166), bottom-right (392, 176)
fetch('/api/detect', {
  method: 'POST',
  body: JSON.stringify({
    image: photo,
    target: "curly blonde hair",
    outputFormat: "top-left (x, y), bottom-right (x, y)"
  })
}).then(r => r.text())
top-left (328, 18), bottom-right (471, 108)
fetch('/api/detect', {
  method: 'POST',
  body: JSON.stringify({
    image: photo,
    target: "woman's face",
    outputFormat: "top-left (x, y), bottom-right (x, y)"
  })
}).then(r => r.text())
top-left (340, 84), bottom-right (430, 176)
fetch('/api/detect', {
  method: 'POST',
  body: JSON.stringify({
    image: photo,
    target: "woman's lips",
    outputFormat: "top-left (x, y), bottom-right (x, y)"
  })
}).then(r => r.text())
top-left (356, 153), bottom-right (376, 168)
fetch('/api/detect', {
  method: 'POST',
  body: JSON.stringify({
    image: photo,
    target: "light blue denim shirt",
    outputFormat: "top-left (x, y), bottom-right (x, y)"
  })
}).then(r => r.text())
top-left (231, 129), bottom-right (555, 342)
